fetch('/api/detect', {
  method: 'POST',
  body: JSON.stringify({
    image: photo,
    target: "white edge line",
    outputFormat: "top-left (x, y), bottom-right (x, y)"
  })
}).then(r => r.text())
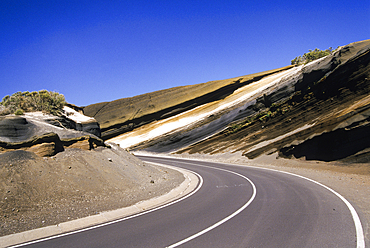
top-left (140, 155), bottom-right (365, 248)
top-left (9, 164), bottom-right (204, 248)
top-left (165, 161), bottom-right (257, 248)
top-left (183, 157), bottom-right (365, 248)
top-left (254, 166), bottom-right (365, 248)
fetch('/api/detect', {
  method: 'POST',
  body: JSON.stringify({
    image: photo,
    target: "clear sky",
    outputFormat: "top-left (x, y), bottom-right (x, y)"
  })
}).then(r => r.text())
top-left (1, 0), bottom-right (369, 106)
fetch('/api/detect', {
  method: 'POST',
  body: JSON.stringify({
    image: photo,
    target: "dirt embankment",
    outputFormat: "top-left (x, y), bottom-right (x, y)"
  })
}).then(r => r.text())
top-left (0, 145), bottom-right (184, 237)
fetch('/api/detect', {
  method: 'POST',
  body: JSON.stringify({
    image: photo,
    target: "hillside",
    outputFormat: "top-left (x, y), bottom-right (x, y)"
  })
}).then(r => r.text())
top-left (97, 39), bottom-right (370, 165)
top-left (176, 39), bottom-right (370, 163)
top-left (83, 66), bottom-right (293, 140)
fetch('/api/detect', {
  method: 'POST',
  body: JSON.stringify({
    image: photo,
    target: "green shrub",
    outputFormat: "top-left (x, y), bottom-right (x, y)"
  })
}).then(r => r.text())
top-left (291, 47), bottom-right (334, 65)
top-left (14, 109), bottom-right (24, 115)
top-left (0, 90), bottom-right (66, 116)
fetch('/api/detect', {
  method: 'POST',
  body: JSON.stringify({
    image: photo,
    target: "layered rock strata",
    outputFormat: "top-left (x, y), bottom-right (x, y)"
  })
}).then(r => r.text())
top-left (0, 109), bottom-right (105, 157)
top-left (174, 40), bottom-right (370, 162)
top-left (83, 66), bottom-right (293, 140)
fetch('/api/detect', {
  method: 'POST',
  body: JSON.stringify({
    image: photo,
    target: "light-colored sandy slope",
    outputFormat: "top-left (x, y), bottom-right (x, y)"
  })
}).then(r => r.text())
top-left (109, 66), bottom-right (303, 148)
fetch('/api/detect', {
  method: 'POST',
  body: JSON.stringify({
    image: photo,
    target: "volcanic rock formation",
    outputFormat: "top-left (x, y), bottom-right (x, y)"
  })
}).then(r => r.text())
top-left (0, 107), bottom-right (105, 157)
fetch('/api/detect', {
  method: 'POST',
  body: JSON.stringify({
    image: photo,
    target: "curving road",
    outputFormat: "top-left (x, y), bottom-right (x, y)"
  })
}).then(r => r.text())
top-left (16, 156), bottom-right (363, 248)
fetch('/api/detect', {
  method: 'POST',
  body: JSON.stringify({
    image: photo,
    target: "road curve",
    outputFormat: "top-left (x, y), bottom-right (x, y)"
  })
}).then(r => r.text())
top-left (16, 156), bottom-right (362, 248)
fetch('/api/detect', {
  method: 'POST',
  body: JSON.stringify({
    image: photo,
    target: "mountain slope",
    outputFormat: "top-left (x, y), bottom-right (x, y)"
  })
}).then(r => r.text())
top-left (175, 39), bottom-right (370, 162)
top-left (83, 66), bottom-right (292, 140)
top-left (87, 39), bottom-right (370, 163)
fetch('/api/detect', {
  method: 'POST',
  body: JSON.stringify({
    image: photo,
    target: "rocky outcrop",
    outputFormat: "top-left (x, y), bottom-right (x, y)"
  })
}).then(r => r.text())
top-left (278, 98), bottom-right (370, 162)
top-left (0, 133), bottom-right (64, 156)
top-left (0, 108), bottom-right (106, 157)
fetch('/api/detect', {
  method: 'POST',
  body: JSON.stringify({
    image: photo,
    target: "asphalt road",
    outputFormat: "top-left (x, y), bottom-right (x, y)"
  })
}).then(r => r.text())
top-left (18, 156), bottom-right (361, 248)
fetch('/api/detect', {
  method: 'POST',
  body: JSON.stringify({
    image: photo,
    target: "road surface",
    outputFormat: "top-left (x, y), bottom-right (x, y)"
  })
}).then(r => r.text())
top-left (16, 156), bottom-right (362, 247)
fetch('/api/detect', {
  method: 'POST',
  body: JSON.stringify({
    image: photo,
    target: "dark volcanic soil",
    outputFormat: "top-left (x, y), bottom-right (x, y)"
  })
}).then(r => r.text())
top-left (0, 146), bottom-right (184, 237)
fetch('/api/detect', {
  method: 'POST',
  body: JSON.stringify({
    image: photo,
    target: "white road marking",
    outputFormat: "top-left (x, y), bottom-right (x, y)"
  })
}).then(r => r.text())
top-left (166, 161), bottom-right (257, 248)
top-left (150, 156), bottom-right (365, 248)
top-left (253, 167), bottom-right (365, 248)
top-left (12, 156), bottom-right (365, 248)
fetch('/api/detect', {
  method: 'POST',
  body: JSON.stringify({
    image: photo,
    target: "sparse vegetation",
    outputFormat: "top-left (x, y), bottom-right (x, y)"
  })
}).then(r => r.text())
top-left (224, 71), bottom-right (334, 136)
top-left (0, 90), bottom-right (66, 116)
top-left (291, 47), bottom-right (334, 65)
top-left (14, 109), bottom-right (24, 115)
top-left (224, 101), bottom-right (294, 135)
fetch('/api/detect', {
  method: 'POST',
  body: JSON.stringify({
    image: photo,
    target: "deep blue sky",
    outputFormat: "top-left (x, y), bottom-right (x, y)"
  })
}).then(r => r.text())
top-left (1, 1), bottom-right (369, 106)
